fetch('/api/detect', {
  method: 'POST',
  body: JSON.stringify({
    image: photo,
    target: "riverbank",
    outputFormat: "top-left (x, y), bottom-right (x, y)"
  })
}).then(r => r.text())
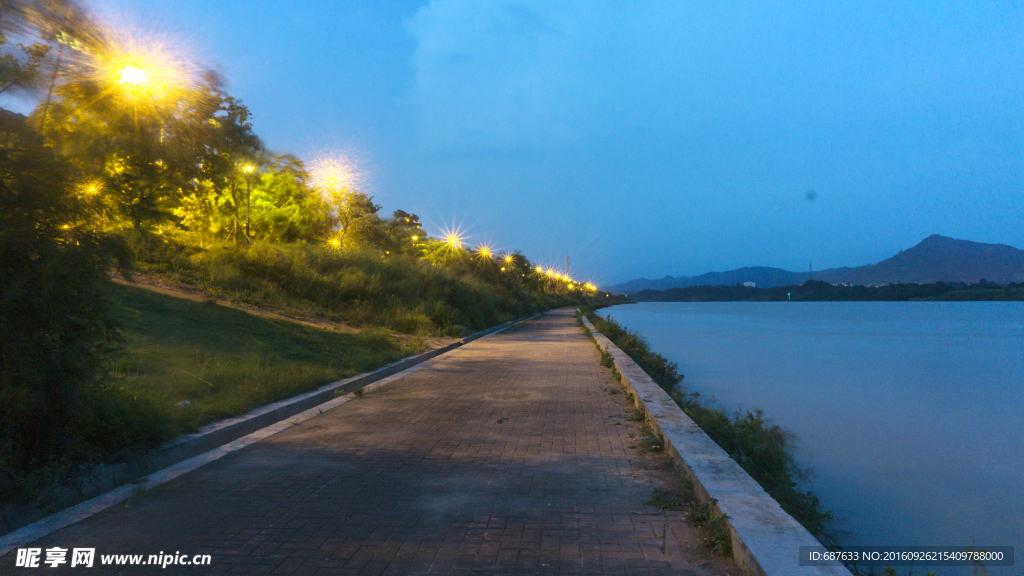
top-left (601, 301), bottom-right (1024, 576)
top-left (630, 279), bottom-right (1024, 302)
top-left (579, 304), bottom-right (836, 546)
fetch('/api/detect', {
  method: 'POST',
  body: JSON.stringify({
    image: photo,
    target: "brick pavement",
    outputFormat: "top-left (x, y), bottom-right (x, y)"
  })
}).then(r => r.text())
top-left (4, 309), bottom-right (739, 575)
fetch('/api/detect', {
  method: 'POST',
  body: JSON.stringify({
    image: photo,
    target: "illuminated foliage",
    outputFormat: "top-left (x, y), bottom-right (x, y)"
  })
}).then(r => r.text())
top-left (325, 187), bottom-right (382, 250)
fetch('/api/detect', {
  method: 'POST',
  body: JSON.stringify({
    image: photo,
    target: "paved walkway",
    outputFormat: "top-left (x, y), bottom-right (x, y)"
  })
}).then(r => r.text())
top-left (5, 310), bottom-right (737, 575)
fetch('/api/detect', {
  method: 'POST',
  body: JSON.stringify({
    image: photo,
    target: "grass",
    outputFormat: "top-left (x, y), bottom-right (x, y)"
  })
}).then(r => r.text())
top-left (637, 423), bottom-right (664, 451)
top-left (645, 469), bottom-right (732, 556)
top-left (579, 305), bottom-right (682, 390)
top-left (128, 234), bottom-right (595, 335)
top-left (106, 282), bottom-right (412, 434)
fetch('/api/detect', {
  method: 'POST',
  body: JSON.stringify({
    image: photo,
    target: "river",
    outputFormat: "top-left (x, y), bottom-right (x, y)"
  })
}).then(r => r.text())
top-left (603, 302), bottom-right (1023, 575)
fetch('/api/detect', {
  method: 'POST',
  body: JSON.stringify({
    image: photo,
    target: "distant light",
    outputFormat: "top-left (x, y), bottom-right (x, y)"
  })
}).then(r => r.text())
top-left (411, 235), bottom-right (418, 241)
top-left (504, 255), bottom-right (513, 263)
top-left (243, 165), bottom-right (255, 174)
top-left (117, 64), bottom-right (153, 87)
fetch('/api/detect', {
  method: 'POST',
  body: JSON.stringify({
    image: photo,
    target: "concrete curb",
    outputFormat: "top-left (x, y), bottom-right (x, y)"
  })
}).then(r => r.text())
top-left (0, 311), bottom-right (542, 555)
top-left (580, 314), bottom-right (849, 576)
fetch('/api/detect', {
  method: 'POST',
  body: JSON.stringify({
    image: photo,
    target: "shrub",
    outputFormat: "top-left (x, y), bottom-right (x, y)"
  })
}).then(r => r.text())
top-left (1, 111), bottom-right (165, 504)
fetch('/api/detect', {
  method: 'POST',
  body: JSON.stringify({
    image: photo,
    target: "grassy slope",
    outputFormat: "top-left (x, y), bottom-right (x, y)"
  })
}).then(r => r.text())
top-left (106, 282), bottom-right (412, 434)
top-left (130, 238), bottom-right (588, 335)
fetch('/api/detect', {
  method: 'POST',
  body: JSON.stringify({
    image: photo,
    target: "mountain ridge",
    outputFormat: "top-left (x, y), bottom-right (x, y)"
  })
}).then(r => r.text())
top-left (603, 235), bottom-right (1024, 294)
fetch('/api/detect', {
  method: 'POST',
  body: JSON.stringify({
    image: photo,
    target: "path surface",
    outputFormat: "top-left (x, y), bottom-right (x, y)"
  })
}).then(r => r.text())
top-left (4, 310), bottom-right (737, 575)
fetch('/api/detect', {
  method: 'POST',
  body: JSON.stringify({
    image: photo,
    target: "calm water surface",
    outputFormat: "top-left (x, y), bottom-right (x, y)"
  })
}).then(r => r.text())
top-left (604, 302), bottom-right (1024, 575)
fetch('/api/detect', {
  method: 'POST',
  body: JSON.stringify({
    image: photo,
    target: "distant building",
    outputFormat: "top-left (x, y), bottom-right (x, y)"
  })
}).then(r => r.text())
top-left (743, 281), bottom-right (756, 287)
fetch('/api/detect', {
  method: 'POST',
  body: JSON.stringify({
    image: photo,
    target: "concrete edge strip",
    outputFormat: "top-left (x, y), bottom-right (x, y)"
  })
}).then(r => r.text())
top-left (579, 313), bottom-right (849, 576)
top-left (0, 311), bottom-right (543, 557)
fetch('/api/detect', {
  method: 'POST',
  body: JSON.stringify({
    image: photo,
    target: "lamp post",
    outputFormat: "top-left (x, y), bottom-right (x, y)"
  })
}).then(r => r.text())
top-left (243, 165), bottom-right (255, 244)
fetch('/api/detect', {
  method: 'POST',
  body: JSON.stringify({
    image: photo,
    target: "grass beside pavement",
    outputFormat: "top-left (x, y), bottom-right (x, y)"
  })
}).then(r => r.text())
top-left (106, 281), bottom-right (414, 435)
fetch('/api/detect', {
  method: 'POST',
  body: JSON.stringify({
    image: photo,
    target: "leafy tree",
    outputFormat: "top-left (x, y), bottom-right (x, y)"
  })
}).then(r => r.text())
top-left (188, 79), bottom-right (263, 243)
top-left (0, 107), bottom-right (133, 490)
top-left (248, 159), bottom-right (331, 243)
top-left (0, 33), bottom-right (50, 96)
top-left (327, 188), bottom-right (382, 249)
top-left (383, 209), bottom-right (425, 255)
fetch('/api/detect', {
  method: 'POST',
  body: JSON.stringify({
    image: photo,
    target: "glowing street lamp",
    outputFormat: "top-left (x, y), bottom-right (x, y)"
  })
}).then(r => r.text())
top-left (117, 64), bottom-right (154, 87)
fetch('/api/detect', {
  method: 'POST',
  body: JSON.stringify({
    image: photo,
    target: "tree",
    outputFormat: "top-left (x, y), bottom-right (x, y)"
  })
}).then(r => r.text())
top-left (383, 209), bottom-right (425, 255)
top-left (247, 157), bottom-right (331, 243)
top-left (0, 33), bottom-right (50, 96)
top-left (327, 188), bottom-right (382, 249)
top-left (0, 107), bottom-right (128, 486)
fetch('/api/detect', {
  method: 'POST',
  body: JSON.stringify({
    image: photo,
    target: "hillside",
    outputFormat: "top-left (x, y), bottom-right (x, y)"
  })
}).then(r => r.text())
top-left (605, 235), bottom-right (1024, 294)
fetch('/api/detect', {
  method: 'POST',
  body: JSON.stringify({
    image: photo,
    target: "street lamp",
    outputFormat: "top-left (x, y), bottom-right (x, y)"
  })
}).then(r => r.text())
top-left (243, 165), bottom-right (255, 244)
top-left (117, 64), bottom-right (154, 88)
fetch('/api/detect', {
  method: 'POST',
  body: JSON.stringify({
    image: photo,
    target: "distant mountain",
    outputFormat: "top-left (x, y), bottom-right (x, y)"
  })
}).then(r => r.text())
top-left (603, 235), bottom-right (1024, 294)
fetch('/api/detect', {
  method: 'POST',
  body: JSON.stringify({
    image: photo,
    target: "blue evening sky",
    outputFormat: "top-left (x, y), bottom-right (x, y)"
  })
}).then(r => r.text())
top-left (87, 1), bottom-right (1024, 285)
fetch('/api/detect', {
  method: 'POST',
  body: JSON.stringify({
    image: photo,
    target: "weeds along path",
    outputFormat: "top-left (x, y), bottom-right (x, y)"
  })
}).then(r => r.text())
top-left (4, 309), bottom-right (737, 576)
top-left (110, 271), bottom-right (457, 349)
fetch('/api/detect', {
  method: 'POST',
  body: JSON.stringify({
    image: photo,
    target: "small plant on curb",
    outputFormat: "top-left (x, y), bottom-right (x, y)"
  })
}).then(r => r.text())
top-left (628, 407), bottom-right (646, 422)
top-left (637, 423), bottom-right (664, 451)
top-left (352, 385), bottom-right (365, 399)
top-left (645, 490), bottom-right (687, 510)
top-left (686, 497), bottom-right (733, 556)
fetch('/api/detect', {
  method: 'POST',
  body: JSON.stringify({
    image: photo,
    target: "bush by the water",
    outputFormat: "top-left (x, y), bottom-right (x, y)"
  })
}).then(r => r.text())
top-left (580, 306), bottom-right (835, 545)
top-left (579, 306), bottom-right (682, 390)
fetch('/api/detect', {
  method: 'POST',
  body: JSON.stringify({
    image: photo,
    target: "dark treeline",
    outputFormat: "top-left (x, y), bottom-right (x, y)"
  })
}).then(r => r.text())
top-left (630, 279), bottom-right (1024, 302)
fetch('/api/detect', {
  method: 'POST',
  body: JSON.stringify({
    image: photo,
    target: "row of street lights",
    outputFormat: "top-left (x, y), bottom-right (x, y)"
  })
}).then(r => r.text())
top-left (100, 49), bottom-right (599, 287)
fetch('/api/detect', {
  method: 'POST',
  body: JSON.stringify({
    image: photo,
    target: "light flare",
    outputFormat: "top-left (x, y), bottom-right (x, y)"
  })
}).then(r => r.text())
top-left (307, 152), bottom-right (366, 192)
top-left (75, 180), bottom-right (103, 199)
top-left (88, 25), bottom-right (200, 108)
top-left (475, 244), bottom-right (493, 260)
top-left (438, 225), bottom-right (466, 252)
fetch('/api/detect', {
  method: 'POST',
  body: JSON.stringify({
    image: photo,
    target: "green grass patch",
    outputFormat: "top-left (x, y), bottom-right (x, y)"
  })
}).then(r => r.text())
top-left (128, 234), bottom-right (595, 335)
top-left (106, 282), bottom-right (410, 434)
